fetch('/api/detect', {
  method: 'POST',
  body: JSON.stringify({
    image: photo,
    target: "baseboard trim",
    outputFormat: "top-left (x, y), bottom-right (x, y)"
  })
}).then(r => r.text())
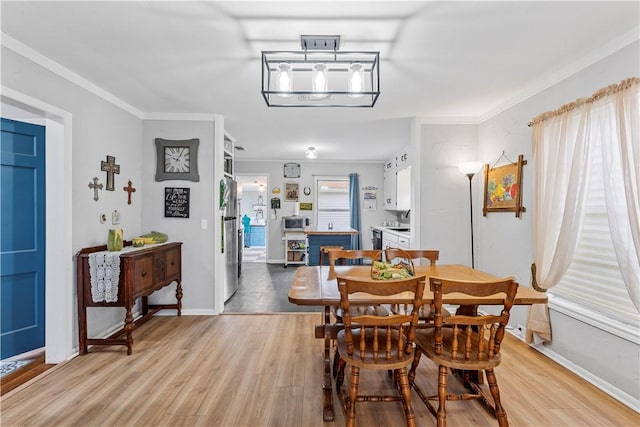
top-left (508, 330), bottom-right (640, 412)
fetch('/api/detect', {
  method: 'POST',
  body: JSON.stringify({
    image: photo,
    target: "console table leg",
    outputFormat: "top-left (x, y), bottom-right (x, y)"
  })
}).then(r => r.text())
top-left (176, 280), bottom-right (183, 316)
top-left (124, 305), bottom-right (134, 355)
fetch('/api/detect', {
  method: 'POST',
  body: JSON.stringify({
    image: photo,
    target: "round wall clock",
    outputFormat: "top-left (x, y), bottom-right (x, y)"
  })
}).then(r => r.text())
top-left (283, 162), bottom-right (301, 178)
top-left (155, 138), bottom-right (200, 182)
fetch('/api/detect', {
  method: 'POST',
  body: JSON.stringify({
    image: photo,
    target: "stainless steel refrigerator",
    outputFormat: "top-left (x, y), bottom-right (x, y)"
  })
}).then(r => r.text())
top-left (221, 177), bottom-right (239, 302)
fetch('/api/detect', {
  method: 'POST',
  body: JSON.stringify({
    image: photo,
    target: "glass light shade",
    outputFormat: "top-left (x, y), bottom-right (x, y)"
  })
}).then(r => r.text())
top-left (458, 161), bottom-right (484, 176)
top-left (348, 63), bottom-right (364, 97)
top-left (312, 63), bottom-right (328, 97)
top-left (277, 63), bottom-right (292, 97)
top-left (305, 146), bottom-right (318, 159)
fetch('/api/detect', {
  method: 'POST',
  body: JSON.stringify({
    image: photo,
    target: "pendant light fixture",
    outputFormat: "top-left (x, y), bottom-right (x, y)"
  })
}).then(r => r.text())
top-left (277, 63), bottom-right (292, 97)
top-left (261, 35), bottom-right (380, 107)
top-left (348, 62), bottom-right (364, 97)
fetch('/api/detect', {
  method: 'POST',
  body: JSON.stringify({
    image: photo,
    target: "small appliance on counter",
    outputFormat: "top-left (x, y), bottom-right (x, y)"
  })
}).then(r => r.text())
top-left (282, 215), bottom-right (309, 231)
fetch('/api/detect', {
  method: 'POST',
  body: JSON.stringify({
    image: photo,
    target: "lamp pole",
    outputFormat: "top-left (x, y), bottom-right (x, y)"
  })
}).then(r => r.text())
top-left (466, 173), bottom-right (475, 269)
top-left (458, 161), bottom-right (483, 269)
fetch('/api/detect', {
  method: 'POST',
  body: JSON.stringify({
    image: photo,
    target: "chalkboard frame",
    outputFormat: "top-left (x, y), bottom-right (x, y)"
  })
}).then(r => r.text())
top-left (164, 187), bottom-right (190, 218)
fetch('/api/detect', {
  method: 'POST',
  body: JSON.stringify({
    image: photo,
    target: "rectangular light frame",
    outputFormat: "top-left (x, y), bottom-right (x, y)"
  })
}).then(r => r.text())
top-left (261, 50), bottom-right (380, 107)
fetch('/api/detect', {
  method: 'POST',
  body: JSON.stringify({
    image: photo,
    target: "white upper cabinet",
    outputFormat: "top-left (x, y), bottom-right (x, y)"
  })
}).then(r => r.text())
top-left (383, 161), bottom-right (396, 210)
top-left (383, 146), bottom-right (411, 211)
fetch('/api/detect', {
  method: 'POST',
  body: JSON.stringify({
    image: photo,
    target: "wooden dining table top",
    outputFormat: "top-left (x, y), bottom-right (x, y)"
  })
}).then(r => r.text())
top-left (288, 264), bottom-right (548, 306)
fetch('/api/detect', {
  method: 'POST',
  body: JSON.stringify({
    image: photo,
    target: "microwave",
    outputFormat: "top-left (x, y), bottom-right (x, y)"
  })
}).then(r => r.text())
top-left (283, 216), bottom-right (309, 231)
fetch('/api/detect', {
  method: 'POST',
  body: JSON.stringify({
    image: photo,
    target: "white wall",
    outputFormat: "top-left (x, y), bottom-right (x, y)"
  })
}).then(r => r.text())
top-left (477, 41), bottom-right (640, 405)
top-left (141, 119), bottom-right (219, 314)
top-left (235, 160), bottom-right (397, 262)
top-left (417, 123), bottom-right (479, 265)
top-left (2, 46), bottom-right (144, 360)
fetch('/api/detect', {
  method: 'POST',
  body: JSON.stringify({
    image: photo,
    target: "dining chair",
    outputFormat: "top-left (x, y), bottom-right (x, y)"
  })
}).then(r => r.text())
top-left (384, 249), bottom-right (447, 322)
top-left (385, 248), bottom-right (439, 266)
top-left (319, 245), bottom-right (344, 266)
top-left (328, 249), bottom-right (388, 378)
top-left (409, 276), bottom-right (518, 427)
top-left (328, 249), bottom-right (382, 268)
top-left (335, 275), bottom-right (427, 427)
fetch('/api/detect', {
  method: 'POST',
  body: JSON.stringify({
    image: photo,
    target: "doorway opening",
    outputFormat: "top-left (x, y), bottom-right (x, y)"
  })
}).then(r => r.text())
top-left (236, 174), bottom-right (268, 263)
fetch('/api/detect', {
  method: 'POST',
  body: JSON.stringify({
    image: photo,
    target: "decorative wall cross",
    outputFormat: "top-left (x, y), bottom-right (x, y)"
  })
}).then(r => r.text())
top-left (123, 180), bottom-right (136, 205)
top-left (100, 155), bottom-right (120, 191)
top-left (88, 177), bottom-right (103, 201)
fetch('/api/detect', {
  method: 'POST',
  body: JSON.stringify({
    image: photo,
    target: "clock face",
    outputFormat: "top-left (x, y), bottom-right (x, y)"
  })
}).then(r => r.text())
top-left (164, 146), bottom-right (190, 173)
top-left (284, 162), bottom-right (301, 178)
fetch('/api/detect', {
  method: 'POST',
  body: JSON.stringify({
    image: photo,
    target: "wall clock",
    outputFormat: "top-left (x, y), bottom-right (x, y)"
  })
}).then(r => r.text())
top-left (283, 162), bottom-right (301, 178)
top-left (155, 138), bottom-right (200, 182)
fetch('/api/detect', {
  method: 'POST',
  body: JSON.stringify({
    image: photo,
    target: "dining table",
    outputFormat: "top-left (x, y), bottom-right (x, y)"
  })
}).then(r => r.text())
top-left (288, 264), bottom-right (548, 422)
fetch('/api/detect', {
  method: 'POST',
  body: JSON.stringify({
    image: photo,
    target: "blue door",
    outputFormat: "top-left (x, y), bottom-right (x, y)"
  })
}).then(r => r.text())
top-left (1, 118), bottom-right (46, 359)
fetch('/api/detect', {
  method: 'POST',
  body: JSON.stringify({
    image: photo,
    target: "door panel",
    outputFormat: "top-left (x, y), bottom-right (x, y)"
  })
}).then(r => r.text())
top-left (0, 118), bottom-right (46, 359)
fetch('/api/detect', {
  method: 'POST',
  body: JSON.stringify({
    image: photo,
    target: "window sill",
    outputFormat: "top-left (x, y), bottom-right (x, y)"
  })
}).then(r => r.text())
top-left (548, 294), bottom-right (639, 345)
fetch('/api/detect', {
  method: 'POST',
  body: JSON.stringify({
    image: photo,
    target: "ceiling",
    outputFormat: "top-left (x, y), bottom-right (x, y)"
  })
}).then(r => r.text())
top-left (2, 1), bottom-right (638, 162)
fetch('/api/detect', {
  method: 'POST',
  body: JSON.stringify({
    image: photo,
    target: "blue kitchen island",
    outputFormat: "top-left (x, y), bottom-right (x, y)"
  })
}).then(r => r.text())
top-left (304, 226), bottom-right (359, 266)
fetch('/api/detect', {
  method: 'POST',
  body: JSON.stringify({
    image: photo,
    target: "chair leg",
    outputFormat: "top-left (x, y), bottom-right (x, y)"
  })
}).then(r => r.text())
top-left (336, 357), bottom-right (346, 390)
top-left (486, 369), bottom-right (509, 427)
top-left (436, 365), bottom-right (448, 427)
top-left (347, 366), bottom-right (360, 427)
top-left (398, 367), bottom-right (416, 427)
top-left (408, 348), bottom-right (422, 384)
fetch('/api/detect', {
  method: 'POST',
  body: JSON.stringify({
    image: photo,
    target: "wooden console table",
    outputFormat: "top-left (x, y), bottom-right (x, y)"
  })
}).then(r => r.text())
top-left (76, 241), bottom-right (183, 355)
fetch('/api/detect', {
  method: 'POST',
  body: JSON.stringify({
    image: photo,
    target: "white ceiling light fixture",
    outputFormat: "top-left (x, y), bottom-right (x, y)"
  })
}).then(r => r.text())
top-left (305, 146), bottom-right (318, 159)
top-left (277, 63), bottom-right (293, 97)
top-left (262, 35), bottom-right (380, 107)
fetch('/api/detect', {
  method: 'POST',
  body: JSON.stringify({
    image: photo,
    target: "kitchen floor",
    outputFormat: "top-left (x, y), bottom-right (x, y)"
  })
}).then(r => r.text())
top-left (224, 262), bottom-right (321, 313)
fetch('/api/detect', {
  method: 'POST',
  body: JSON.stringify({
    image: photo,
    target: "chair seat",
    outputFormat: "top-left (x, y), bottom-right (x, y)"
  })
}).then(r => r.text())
top-left (337, 327), bottom-right (414, 370)
top-left (415, 328), bottom-right (502, 371)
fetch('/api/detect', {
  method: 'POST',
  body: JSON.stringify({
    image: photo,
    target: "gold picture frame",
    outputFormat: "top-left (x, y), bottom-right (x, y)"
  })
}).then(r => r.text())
top-left (483, 154), bottom-right (526, 217)
top-left (285, 182), bottom-right (299, 202)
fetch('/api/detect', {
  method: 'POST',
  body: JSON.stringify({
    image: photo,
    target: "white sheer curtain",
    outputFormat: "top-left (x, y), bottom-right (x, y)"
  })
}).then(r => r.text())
top-left (527, 77), bottom-right (640, 343)
top-left (527, 100), bottom-right (591, 342)
top-left (599, 80), bottom-right (640, 310)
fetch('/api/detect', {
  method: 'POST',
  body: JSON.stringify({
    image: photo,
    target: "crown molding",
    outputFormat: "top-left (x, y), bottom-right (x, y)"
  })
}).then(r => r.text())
top-left (479, 26), bottom-right (640, 123)
top-left (1, 33), bottom-right (145, 119)
top-left (143, 113), bottom-right (218, 121)
top-left (416, 116), bottom-right (480, 125)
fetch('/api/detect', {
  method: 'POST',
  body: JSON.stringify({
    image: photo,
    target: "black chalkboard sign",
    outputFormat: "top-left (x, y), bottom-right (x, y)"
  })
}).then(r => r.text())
top-left (164, 187), bottom-right (190, 218)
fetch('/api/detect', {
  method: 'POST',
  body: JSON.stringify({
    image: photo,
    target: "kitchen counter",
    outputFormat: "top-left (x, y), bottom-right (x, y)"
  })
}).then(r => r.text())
top-left (304, 226), bottom-right (359, 235)
top-left (304, 227), bottom-right (359, 265)
top-left (371, 225), bottom-right (411, 238)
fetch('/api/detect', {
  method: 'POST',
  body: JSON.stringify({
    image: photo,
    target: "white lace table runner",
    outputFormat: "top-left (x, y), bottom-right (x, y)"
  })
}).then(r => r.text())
top-left (88, 251), bottom-right (121, 303)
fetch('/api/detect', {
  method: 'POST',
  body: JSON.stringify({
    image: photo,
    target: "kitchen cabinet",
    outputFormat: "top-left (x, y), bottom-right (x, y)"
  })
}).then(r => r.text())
top-left (396, 166), bottom-right (411, 211)
top-left (383, 161), bottom-right (396, 210)
top-left (383, 146), bottom-right (411, 211)
top-left (382, 230), bottom-right (410, 250)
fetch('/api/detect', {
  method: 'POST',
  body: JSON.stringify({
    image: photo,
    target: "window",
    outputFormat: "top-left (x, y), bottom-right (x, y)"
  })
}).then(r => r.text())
top-left (316, 178), bottom-right (350, 229)
top-left (550, 142), bottom-right (638, 327)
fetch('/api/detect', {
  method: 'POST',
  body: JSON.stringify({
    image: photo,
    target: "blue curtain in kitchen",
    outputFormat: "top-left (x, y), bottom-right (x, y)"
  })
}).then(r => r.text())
top-left (349, 173), bottom-right (362, 261)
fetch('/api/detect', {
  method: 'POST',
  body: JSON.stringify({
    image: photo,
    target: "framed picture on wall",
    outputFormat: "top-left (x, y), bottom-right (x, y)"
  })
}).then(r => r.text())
top-left (482, 154), bottom-right (526, 217)
top-left (285, 182), bottom-right (299, 202)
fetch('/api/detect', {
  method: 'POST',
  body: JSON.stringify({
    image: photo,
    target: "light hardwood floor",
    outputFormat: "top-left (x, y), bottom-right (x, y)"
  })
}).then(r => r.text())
top-left (1, 314), bottom-right (638, 426)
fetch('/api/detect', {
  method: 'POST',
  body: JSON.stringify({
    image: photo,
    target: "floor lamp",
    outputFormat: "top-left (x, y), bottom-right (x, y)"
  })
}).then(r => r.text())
top-left (458, 162), bottom-right (484, 268)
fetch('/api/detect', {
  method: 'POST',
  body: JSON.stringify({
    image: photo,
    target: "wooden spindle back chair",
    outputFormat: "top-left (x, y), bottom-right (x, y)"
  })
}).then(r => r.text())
top-left (335, 275), bottom-right (427, 427)
top-left (384, 249), bottom-right (445, 321)
top-left (409, 276), bottom-right (518, 427)
top-left (328, 249), bottom-right (382, 268)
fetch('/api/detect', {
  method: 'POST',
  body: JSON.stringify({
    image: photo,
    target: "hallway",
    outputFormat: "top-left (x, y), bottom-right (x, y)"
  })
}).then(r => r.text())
top-left (224, 263), bottom-right (321, 313)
